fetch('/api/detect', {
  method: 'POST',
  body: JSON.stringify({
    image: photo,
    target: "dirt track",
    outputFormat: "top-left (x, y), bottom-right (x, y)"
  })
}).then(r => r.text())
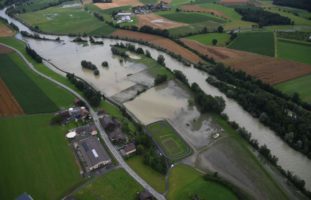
top-left (181, 4), bottom-right (228, 19)
top-left (137, 13), bottom-right (187, 29)
top-left (0, 79), bottom-right (24, 116)
top-left (112, 29), bottom-right (202, 63)
top-left (95, 0), bottom-right (142, 10)
top-left (181, 38), bottom-right (311, 84)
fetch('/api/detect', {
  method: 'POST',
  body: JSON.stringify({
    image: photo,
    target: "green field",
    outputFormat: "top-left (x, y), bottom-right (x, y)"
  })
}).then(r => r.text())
top-left (127, 155), bottom-right (166, 193)
top-left (18, 6), bottom-right (115, 35)
top-left (159, 11), bottom-right (225, 24)
top-left (275, 74), bottom-right (311, 103)
top-left (186, 33), bottom-right (230, 46)
top-left (277, 38), bottom-right (311, 65)
top-left (168, 164), bottom-right (238, 200)
top-left (0, 53), bottom-right (61, 113)
top-left (74, 169), bottom-right (143, 200)
top-left (147, 120), bottom-right (192, 161)
top-left (0, 114), bottom-right (83, 200)
top-left (228, 32), bottom-right (275, 56)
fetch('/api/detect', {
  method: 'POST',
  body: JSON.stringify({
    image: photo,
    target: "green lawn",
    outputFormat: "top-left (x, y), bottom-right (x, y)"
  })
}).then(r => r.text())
top-left (0, 114), bottom-right (83, 200)
top-left (147, 120), bottom-right (192, 161)
top-left (127, 155), bottom-right (166, 193)
top-left (168, 164), bottom-right (238, 200)
top-left (228, 32), bottom-right (275, 56)
top-left (18, 6), bottom-right (115, 35)
top-left (74, 169), bottom-right (143, 200)
top-left (186, 33), bottom-right (230, 46)
top-left (0, 53), bottom-right (61, 113)
top-left (277, 38), bottom-right (311, 65)
top-left (159, 11), bottom-right (225, 24)
top-left (275, 74), bottom-right (311, 103)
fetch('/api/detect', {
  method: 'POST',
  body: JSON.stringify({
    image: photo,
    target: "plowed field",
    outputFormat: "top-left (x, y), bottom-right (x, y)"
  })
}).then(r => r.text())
top-left (0, 79), bottom-right (24, 116)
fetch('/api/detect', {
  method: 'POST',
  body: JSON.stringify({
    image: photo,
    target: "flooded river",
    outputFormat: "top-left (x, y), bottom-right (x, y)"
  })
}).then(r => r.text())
top-left (1, 7), bottom-right (311, 190)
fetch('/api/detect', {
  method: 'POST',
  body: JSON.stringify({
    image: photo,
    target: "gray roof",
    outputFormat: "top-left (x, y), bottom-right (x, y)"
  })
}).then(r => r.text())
top-left (78, 136), bottom-right (111, 168)
top-left (109, 128), bottom-right (127, 141)
top-left (75, 123), bottom-right (96, 134)
top-left (16, 193), bottom-right (33, 200)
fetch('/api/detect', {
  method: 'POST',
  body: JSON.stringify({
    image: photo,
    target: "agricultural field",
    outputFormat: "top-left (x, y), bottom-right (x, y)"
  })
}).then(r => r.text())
top-left (181, 38), bottom-right (311, 84)
top-left (146, 120), bottom-right (192, 161)
top-left (275, 74), bottom-right (311, 103)
top-left (137, 13), bottom-right (187, 29)
top-left (0, 52), bottom-right (60, 113)
top-left (277, 39), bottom-right (311, 65)
top-left (18, 5), bottom-right (115, 35)
top-left (186, 32), bottom-right (230, 46)
top-left (74, 169), bottom-right (143, 200)
top-left (11, 0), bottom-right (74, 13)
top-left (126, 155), bottom-right (166, 193)
top-left (0, 21), bottom-right (14, 37)
top-left (168, 164), bottom-right (238, 200)
top-left (0, 114), bottom-right (83, 200)
top-left (159, 11), bottom-right (225, 24)
top-left (0, 79), bottom-right (24, 116)
top-left (228, 31), bottom-right (275, 56)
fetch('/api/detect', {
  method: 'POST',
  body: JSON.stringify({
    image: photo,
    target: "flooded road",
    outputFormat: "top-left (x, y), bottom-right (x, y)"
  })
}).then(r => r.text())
top-left (1, 7), bottom-right (311, 190)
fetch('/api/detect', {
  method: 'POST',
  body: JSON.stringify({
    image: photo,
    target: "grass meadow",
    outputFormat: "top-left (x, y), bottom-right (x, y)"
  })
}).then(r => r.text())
top-left (168, 164), bottom-right (238, 200)
top-left (18, 6), bottom-right (115, 35)
top-left (0, 114), bottom-right (83, 200)
top-left (147, 120), bottom-right (192, 161)
top-left (277, 38), bottom-right (311, 65)
top-left (74, 169), bottom-right (143, 200)
top-left (186, 32), bottom-right (230, 46)
top-left (127, 155), bottom-right (166, 193)
top-left (275, 74), bottom-right (311, 103)
top-left (228, 31), bottom-right (275, 56)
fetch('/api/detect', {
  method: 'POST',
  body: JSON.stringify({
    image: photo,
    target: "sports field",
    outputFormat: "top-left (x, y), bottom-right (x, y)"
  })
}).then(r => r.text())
top-left (74, 169), bottom-right (143, 200)
top-left (228, 32), bottom-right (275, 56)
top-left (277, 39), bottom-right (311, 65)
top-left (0, 53), bottom-right (59, 113)
top-left (168, 164), bottom-right (238, 200)
top-left (0, 114), bottom-right (83, 200)
top-left (275, 74), bottom-right (311, 103)
top-left (127, 155), bottom-right (166, 193)
top-left (159, 11), bottom-right (225, 24)
top-left (147, 120), bottom-right (192, 161)
top-left (19, 6), bottom-right (115, 35)
top-left (186, 33), bottom-right (230, 46)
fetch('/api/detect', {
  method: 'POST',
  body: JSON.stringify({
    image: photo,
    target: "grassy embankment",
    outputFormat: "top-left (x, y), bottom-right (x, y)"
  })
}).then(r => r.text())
top-left (147, 120), bottom-right (192, 161)
top-left (228, 31), bottom-right (275, 56)
top-left (0, 114), bottom-right (83, 200)
top-left (74, 169), bottom-right (143, 200)
top-left (18, 5), bottom-right (115, 35)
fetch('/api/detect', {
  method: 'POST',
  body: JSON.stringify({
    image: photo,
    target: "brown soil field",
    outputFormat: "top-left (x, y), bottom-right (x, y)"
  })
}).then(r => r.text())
top-left (181, 4), bottom-right (228, 19)
top-left (0, 45), bottom-right (13, 54)
top-left (0, 79), bottom-right (24, 117)
top-left (95, 0), bottom-right (142, 10)
top-left (181, 38), bottom-right (311, 84)
top-left (112, 29), bottom-right (202, 63)
top-left (137, 13), bottom-right (188, 29)
top-left (0, 24), bottom-right (14, 37)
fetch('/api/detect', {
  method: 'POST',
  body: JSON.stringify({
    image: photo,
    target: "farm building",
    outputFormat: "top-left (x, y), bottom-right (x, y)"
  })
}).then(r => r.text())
top-left (99, 114), bottom-right (119, 131)
top-left (138, 190), bottom-right (154, 200)
top-left (115, 12), bottom-right (133, 24)
top-left (120, 143), bottom-right (136, 157)
top-left (108, 128), bottom-right (127, 143)
top-left (77, 136), bottom-right (111, 172)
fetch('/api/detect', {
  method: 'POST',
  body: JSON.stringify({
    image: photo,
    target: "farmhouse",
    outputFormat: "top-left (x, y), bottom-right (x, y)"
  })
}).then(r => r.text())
top-left (75, 123), bottom-right (97, 135)
top-left (77, 136), bottom-right (111, 172)
top-left (132, 1), bottom-right (170, 14)
top-left (99, 114), bottom-right (119, 131)
top-left (109, 127), bottom-right (127, 143)
top-left (115, 12), bottom-right (133, 24)
top-left (120, 143), bottom-right (136, 156)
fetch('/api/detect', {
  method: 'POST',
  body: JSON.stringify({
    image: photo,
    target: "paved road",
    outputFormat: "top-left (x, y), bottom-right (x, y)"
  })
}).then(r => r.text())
top-left (0, 43), bottom-right (166, 200)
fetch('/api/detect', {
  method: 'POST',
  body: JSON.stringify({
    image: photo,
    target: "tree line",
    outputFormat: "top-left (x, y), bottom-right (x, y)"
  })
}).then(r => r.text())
top-left (235, 7), bottom-right (292, 27)
top-left (206, 63), bottom-right (311, 160)
top-left (25, 46), bottom-right (42, 63)
top-left (81, 60), bottom-right (99, 76)
top-left (273, 0), bottom-right (311, 12)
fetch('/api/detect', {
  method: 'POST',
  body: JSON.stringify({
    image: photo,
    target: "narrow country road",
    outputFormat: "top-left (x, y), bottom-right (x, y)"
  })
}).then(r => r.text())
top-left (0, 43), bottom-right (166, 200)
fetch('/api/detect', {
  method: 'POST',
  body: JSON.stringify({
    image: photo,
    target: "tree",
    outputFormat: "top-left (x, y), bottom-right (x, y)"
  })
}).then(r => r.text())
top-left (217, 26), bottom-right (224, 33)
top-left (157, 55), bottom-right (165, 66)
top-left (212, 39), bottom-right (218, 46)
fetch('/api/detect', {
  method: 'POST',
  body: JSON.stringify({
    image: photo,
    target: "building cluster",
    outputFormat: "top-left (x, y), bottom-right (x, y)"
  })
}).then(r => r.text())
top-left (55, 106), bottom-right (90, 124)
top-left (114, 12), bottom-right (133, 24)
top-left (132, 1), bottom-right (170, 14)
top-left (98, 112), bottom-right (136, 157)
